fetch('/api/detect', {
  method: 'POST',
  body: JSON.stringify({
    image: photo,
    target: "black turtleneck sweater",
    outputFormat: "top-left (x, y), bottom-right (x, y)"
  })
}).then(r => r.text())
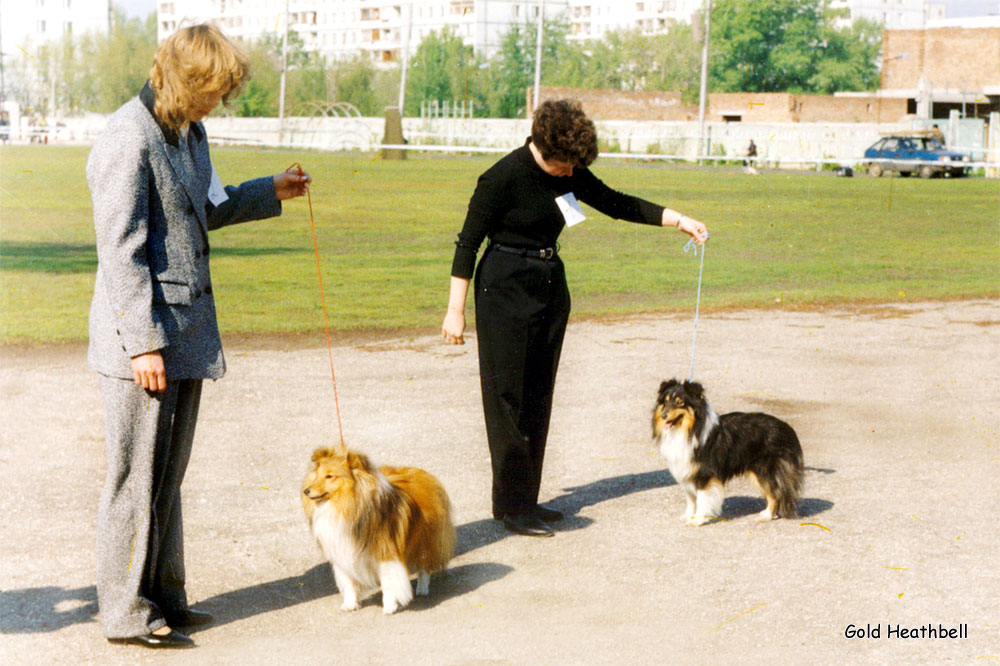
top-left (450, 138), bottom-right (665, 279)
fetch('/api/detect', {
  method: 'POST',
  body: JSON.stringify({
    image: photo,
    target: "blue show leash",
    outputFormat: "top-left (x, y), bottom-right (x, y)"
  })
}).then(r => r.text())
top-left (682, 234), bottom-right (709, 382)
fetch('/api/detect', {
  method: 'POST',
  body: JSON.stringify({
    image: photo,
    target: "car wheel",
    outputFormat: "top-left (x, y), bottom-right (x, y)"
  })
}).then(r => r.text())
top-left (919, 165), bottom-right (935, 178)
top-left (868, 163), bottom-right (883, 177)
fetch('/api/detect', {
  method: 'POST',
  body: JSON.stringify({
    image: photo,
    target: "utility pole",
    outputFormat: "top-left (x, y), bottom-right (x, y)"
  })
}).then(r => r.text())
top-left (278, 0), bottom-right (289, 143)
top-left (398, 1), bottom-right (413, 113)
top-left (533, 0), bottom-right (545, 111)
top-left (697, 0), bottom-right (711, 160)
top-left (0, 5), bottom-right (6, 105)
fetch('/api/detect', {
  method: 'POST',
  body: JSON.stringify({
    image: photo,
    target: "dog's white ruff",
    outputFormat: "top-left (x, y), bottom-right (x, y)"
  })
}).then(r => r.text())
top-left (658, 406), bottom-right (723, 525)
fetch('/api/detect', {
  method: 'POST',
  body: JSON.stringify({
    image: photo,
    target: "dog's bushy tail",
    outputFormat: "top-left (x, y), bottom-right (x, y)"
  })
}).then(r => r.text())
top-left (772, 454), bottom-right (804, 518)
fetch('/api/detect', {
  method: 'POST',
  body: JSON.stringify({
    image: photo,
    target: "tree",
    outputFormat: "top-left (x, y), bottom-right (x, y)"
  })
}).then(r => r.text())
top-left (484, 17), bottom-right (574, 118)
top-left (93, 12), bottom-right (159, 110)
top-left (403, 28), bottom-right (483, 117)
top-left (708, 0), bottom-right (882, 94)
top-left (557, 26), bottom-right (701, 102)
top-left (233, 40), bottom-right (280, 117)
top-left (31, 11), bottom-right (156, 115)
top-left (709, 0), bottom-right (824, 93)
top-left (808, 18), bottom-right (882, 93)
top-left (328, 58), bottom-right (377, 114)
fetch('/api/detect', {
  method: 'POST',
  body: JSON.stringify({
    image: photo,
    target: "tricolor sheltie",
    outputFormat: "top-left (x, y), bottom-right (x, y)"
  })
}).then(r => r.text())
top-left (302, 447), bottom-right (456, 614)
top-left (653, 380), bottom-right (804, 526)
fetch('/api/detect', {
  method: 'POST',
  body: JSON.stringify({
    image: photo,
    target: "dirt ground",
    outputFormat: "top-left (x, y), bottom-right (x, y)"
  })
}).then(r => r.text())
top-left (1, 300), bottom-right (998, 665)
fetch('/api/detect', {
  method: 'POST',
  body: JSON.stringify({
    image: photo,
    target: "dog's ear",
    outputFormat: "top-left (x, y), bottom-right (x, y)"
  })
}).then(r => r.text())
top-left (346, 450), bottom-right (373, 473)
top-left (684, 381), bottom-right (705, 400)
top-left (311, 447), bottom-right (332, 464)
top-left (659, 379), bottom-right (678, 396)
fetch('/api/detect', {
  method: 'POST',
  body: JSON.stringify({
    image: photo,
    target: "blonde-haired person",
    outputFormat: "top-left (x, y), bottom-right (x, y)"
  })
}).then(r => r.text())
top-left (87, 24), bottom-right (310, 649)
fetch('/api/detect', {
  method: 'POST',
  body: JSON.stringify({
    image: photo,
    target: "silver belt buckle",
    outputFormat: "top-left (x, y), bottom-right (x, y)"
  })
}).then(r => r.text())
top-left (540, 247), bottom-right (554, 259)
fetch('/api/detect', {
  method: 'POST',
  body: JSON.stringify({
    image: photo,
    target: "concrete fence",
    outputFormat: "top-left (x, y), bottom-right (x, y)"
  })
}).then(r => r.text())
top-left (5, 111), bottom-right (996, 174)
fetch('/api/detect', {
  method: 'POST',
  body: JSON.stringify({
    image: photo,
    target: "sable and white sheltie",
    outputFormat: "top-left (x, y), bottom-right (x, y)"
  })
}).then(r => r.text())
top-left (302, 447), bottom-right (456, 614)
top-left (652, 379), bottom-right (804, 526)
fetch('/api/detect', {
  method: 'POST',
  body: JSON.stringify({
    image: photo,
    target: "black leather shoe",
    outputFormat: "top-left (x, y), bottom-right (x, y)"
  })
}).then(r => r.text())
top-left (502, 513), bottom-right (554, 537)
top-left (532, 504), bottom-right (564, 522)
top-left (109, 629), bottom-right (195, 649)
top-left (163, 608), bottom-right (214, 628)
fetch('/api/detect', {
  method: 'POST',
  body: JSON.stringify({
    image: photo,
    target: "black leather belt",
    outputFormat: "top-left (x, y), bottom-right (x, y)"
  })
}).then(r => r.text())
top-left (491, 243), bottom-right (558, 260)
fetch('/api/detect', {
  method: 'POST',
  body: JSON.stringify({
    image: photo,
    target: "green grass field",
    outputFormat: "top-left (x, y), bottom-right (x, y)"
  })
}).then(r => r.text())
top-left (1, 144), bottom-right (998, 344)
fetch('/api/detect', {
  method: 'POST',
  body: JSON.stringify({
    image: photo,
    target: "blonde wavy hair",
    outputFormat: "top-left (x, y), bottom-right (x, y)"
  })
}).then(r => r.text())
top-left (149, 24), bottom-right (250, 131)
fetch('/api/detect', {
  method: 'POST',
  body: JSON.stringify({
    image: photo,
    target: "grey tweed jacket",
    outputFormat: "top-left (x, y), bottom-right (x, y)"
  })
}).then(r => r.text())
top-left (87, 84), bottom-right (281, 380)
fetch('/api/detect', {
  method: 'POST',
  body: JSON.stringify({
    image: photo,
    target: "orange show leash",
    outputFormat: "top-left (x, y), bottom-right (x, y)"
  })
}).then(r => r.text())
top-left (289, 163), bottom-right (345, 449)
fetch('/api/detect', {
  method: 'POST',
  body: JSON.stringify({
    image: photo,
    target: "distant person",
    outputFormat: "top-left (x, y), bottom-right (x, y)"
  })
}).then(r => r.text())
top-left (87, 24), bottom-right (310, 650)
top-left (0, 111), bottom-right (9, 144)
top-left (27, 113), bottom-right (38, 144)
top-left (441, 99), bottom-right (708, 538)
top-left (930, 124), bottom-right (945, 145)
top-left (743, 139), bottom-right (759, 174)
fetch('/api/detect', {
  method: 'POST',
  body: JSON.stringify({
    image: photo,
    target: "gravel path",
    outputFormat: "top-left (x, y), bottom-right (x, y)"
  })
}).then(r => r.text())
top-left (2, 300), bottom-right (998, 665)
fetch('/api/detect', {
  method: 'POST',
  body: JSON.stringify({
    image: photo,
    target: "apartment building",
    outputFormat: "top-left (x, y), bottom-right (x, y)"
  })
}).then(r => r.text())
top-left (827, 0), bottom-right (946, 29)
top-left (564, 0), bottom-right (702, 40)
top-left (157, 0), bottom-right (568, 64)
top-left (562, 0), bottom-right (949, 42)
top-left (1, 0), bottom-right (111, 52)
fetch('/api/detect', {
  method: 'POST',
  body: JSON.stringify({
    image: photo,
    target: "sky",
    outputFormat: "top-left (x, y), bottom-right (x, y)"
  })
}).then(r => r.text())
top-left (116, 0), bottom-right (1000, 20)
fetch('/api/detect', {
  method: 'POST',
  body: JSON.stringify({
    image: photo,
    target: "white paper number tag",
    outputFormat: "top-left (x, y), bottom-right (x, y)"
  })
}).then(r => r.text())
top-left (556, 192), bottom-right (586, 227)
top-left (207, 165), bottom-right (229, 206)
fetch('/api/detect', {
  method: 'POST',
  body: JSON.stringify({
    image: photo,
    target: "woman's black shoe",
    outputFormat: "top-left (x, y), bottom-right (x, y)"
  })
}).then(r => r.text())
top-left (532, 504), bottom-right (564, 522)
top-left (109, 629), bottom-right (195, 649)
top-left (502, 513), bottom-right (554, 537)
top-left (163, 608), bottom-right (214, 627)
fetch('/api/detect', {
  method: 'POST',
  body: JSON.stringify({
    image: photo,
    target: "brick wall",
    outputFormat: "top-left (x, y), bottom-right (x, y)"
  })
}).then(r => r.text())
top-left (529, 86), bottom-right (690, 120)
top-left (708, 93), bottom-right (795, 121)
top-left (531, 88), bottom-right (907, 124)
top-left (710, 92), bottom-right (906, 123)
top-left (882, 27), bottom-right (1000, 90)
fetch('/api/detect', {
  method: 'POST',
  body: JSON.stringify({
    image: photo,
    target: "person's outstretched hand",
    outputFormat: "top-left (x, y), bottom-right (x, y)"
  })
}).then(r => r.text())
top-left (678, 215), bottom-right (708, 245)
top-left (274, 169), bottom-right (312, 200)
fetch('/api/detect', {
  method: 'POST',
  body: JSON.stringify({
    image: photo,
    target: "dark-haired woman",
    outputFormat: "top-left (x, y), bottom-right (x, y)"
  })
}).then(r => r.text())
top-left (441, 100), bottom-right (708, 537)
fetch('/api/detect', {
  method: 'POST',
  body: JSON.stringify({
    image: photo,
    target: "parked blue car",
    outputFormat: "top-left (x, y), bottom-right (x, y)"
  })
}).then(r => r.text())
top-left (863, 135), bottom-right (971, 178)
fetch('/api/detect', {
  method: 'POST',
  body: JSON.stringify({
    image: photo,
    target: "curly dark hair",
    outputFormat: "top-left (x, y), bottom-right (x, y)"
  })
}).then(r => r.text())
top-left (531, 99), bottom-right (598, 167)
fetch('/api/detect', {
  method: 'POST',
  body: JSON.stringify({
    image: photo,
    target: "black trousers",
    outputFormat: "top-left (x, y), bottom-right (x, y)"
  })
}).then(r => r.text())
top-left (474, 247), bottom-right (571, 518)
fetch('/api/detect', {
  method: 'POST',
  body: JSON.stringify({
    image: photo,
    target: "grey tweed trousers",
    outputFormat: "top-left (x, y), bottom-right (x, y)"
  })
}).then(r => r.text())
top-left (96, 376), bottom-right (202, 639)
